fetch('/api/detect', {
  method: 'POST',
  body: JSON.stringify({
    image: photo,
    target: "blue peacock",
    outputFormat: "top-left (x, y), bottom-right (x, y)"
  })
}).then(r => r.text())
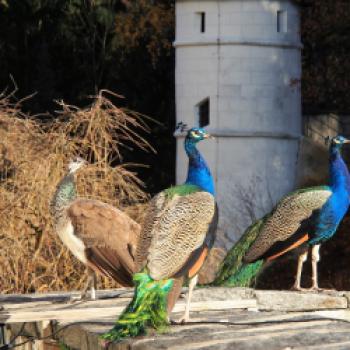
top-left (214, 135), bottom-right (350, 291)
top-left (101, 125), bottom-right (218, 343)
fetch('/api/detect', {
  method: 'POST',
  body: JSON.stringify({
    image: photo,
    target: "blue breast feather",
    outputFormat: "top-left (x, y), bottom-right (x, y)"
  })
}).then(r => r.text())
top-left (309, 150), bottom-right (350, 244)
top-left (185, 139), bottom-right (215, 195)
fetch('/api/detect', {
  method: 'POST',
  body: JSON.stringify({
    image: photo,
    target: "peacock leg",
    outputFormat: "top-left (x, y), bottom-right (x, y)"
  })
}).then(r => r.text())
top-left (310, 244), bottom-right (320, 289)
top-left (178, 274), bottom-right (198, 324)
top-left (71, 268), bottom-right (95, 301)
top-left (90, 270), bottom-right (97, 300)
top-left (291, 251), bottom-right (308, 291)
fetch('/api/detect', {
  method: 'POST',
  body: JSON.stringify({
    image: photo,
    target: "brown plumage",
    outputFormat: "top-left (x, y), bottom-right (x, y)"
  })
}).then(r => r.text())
top-left (67, 199), bottom-right (140, 286)
top-left (51, 158), bottom-right (140, 299)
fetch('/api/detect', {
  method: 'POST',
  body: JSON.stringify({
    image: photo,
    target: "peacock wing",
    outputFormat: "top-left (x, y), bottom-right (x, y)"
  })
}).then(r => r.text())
top-left (67, 199), bottom-right (141, 285)
top-left (145, 191), bottom-right (216, 280)
top-left (244, 186), bottom-right (332, 263)
top-left (134, 192), bottom-right (168, 272)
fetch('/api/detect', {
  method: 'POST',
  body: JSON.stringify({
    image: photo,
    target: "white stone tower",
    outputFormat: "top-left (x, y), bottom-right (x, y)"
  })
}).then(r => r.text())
top-left (174, 0), bottom-right (302, 248)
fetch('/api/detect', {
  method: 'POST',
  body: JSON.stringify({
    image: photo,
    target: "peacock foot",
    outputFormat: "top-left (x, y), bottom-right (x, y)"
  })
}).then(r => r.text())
top-left (170, 315), bottom-right (190, 325)
top-left (69, 292), bottom-right (96, 303)
top-left (307, 286), bottom-right (336, 293)
top-left (177, 315), bottom-right (190, 325)
top-left (290, 285), bottom-right (310, 292)
top-left (69, 294), bottom-right (84, 303)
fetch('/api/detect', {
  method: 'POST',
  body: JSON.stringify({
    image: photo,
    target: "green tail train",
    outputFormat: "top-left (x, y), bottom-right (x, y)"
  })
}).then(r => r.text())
top-left (213, 215), bottom-right (268, 287)
top-left (101, 272), bottom-right (173, 343)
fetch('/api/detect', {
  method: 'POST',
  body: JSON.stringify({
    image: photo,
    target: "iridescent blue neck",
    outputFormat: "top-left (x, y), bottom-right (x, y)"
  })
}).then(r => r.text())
top-left (329, 146), bottom-right (350, 194)
top-left (184, 138), bottom-right (215, 195)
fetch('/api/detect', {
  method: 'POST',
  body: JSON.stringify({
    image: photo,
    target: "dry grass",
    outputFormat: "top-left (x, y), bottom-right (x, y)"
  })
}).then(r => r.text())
top-left (0, 90), bottom-right (151, 294)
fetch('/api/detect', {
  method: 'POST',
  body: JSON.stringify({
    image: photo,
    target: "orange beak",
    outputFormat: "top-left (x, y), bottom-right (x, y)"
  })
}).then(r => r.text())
top-left (203, 133), bottom-right (214, 139)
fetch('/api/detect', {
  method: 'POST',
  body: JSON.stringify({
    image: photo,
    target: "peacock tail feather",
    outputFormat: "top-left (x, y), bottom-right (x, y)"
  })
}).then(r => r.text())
top-left (223, 259), bottom-right (264, 287)
top-left (100, 272), bottom-right (173, 343)
top-left (213, 216), bottom-right (267, 287)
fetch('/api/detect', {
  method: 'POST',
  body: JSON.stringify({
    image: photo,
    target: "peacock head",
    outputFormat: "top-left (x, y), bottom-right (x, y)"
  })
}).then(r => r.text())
top-left (327, 135), bottom-right (350, 150)
top-left (186, 127), bottom-right (212, 144)
top-left (68, 157), bottom-right (88, 174)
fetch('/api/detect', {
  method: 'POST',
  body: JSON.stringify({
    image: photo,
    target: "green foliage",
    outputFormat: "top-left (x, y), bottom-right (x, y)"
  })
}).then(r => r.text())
top-left (114, 0), bottom-right (174, 65)
top-left (164, 184), bottom-right (201, 199)
top-left (0, 0), bottom-right (175, 193)
top-left (101, 272), bottom-right (173, 343)
top-left (213, 216), bottom-right (267, 286)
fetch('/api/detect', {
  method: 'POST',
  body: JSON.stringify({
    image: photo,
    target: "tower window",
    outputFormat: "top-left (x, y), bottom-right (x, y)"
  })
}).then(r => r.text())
top-left (197, 12), bottom-right (206, 33)
top-left (196, 98), bottom-right (210, 127)
top-left (277, 10), bottom-right (287, 33)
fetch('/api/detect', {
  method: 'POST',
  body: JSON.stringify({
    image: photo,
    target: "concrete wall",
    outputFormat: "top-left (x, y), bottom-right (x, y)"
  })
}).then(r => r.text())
top-left (175, 0), bottom-right (302, 248)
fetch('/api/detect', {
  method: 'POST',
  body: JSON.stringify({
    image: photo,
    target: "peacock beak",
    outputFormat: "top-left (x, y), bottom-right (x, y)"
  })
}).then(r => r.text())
top-left (203, 133), bottom-right (214, 140)
top-left (344, 139), bottom-right (350, 144)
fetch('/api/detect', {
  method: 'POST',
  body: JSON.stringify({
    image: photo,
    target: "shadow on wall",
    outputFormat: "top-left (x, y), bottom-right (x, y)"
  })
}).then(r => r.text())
top-left (219, 175), bottom-right (275, 250)
top-left (296, 136), bottom-right (329, 188)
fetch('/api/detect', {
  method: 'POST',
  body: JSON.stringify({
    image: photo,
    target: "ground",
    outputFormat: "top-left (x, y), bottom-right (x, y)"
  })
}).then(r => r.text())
top-left (3, 288), bottom-right (350, 349)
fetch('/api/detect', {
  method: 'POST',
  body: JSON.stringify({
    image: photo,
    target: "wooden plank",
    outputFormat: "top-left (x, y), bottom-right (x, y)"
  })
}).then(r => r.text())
top-left (2, 288), bottom-right (349, 324)
top-left (5, 308), bottom-right (350, 350)
top-left (3, 287), bottom-right (350, 350)
top-left (255, 290), bottom-right (348, 311)
top-left (1, 297), bottom-right (130, 312)
top-left (313, 309), bottom-right (350, 322)
top-left (0, 289), bottom-right (133, 303)
top-left (53, 313), bottom-right (350, 350)
top-left (0, 299), bottom-right (257, 324)
top-left (173, 299), bottom-right (257, 313)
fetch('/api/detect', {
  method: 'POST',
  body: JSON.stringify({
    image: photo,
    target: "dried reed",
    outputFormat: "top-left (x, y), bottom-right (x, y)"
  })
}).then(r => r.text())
top-left (0, 90), bottom-right (150, 293)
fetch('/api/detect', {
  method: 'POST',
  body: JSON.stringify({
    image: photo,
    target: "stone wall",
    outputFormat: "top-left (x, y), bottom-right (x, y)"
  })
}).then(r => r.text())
top-left (303, 114), bottom-right (341, 145)
top-left (303, 114), bottom-right (350, 161)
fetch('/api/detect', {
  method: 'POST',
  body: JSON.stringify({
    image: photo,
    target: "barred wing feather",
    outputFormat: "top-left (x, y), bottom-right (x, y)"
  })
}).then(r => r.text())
top-left (244, 187), bottom-right (332, 263)
top-left (145, 191), bottom-right (216, 280)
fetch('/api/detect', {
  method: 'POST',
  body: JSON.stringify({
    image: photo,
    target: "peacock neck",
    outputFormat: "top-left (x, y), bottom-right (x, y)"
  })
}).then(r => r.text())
top-left (184, 138), bottom-right (215, 195)
top-left (51, 172), bottom-right (77, 215)
top-left (329, 147), bottom-right (350, 195)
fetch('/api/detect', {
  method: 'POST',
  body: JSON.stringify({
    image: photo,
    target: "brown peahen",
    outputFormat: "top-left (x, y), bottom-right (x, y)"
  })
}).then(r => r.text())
top-left (51, 157), bottom-right (140, 299)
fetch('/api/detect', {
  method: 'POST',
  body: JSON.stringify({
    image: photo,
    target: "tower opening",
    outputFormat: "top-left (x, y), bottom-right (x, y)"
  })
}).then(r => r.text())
top-left (196, 98), bottom-right (210, 127)
top-left (277, 10), bottom-right (287, 33)
top-left (197, 12), bottom-right (206, 33)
